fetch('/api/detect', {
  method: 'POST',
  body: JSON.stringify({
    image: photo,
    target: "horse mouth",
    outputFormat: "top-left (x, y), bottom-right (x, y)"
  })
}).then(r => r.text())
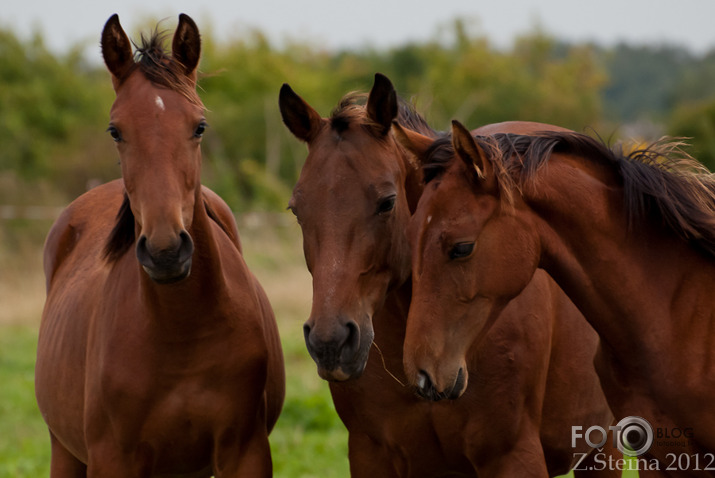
top-left (316, 359), bottom-right (368, 382)
top-left (141, 258), bottom-right (192, 284)
top-left (415, 367), bottom-right (467, 402)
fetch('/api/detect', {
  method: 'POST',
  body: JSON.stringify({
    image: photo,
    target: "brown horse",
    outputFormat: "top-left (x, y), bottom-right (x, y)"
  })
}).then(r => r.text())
top-left (35, 15), bottom-right (284, 477)
top-left (399, 119), bottom-right (715, 475)
top-left (280, 73), bottom-right (615, 476)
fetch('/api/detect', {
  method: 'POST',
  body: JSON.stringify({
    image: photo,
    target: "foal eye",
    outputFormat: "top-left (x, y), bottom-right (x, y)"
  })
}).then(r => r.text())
top-left (194, 121), bottom-right (208, 138)
top-left (107, 125), bottom-right (122, 142)
top-left (449, 242), bottom-right (475, 260)
top-left (377, 195), bottom-right (396, 215)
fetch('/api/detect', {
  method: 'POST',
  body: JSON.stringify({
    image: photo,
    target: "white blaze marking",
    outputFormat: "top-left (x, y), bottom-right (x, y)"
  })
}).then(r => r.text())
top-left (155, 95), bottom-right (165, 111)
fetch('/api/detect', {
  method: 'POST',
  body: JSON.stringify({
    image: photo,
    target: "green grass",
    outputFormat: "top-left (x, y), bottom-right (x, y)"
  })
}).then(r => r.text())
top-left (0, 324), bottom-right (50, 477)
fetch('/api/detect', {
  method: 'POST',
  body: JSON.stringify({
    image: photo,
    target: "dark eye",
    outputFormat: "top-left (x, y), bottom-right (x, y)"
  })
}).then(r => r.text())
top-left (194, 121), bottom-right (208, 138)
top-left (107, 125), bottom-right (122, 142)
top-left (377, 195), bottom-right (396, 215)
top-left (449, 242), bottom-right (475, 260)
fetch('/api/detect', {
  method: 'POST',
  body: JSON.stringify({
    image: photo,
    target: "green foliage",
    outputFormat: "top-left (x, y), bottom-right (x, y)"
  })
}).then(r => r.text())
top-left (669, 99), bottom-right (715, 171)
top-left (2, 19), bottom-right (715, 210)
top-left (0, 28), bottom-right (115, 197)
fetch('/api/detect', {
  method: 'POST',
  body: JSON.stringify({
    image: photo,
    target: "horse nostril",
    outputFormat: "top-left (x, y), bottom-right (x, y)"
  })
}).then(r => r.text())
top-left (178, 230), bottom-right (194, 263)
top-left (343, 321), bottom-right (359, 355)
top-left (417, 370), bottom-right (429, 391)
top-left (303, 323), bottom-right (312, 346)
top-left (449, 367), bottom-right (466, 400)
top-left (136, 235), bottom-right (152, 268)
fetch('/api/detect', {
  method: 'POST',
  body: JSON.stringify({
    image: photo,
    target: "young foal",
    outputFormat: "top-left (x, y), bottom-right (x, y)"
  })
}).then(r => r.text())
top-left (400, 120), bottom-right (715, 474)
top-left (280, 74), bottom-right (615, 477)
top-left (35, 15), bottom-right (284, 477)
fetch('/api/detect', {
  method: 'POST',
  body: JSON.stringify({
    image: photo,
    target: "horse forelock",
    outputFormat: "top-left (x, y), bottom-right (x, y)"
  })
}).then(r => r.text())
top-left (330, 92), bottom-right (435, 140)
top-left (420, 134), bottom-right (513, 205)
top-left (127, 27), bottom-right (203, 108)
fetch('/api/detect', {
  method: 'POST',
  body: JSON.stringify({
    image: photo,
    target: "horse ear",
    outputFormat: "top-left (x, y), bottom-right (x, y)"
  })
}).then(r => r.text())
top-left (392, 121), bottom-right (434, 165)
top-left (366, 73), bottom-right (398, 136)
top-left (451, 120), bottom-right (496, 192)
top-left (172, 14), bottom-right (201, 80)
top-left (101, 14), bottom-right (134, 88)
top-left (279, 83), bottom-right (324, 143)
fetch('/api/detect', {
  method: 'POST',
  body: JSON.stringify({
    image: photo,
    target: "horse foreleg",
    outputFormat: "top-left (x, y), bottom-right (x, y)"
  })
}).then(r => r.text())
top-left (49, 432), bottom-right (87, 478)
top-left (212, 428), bottom-right (272, 478)
top-left (346, 432), bottom-right (403, 477)
top-left (473, 423), bottom-right (549, 478)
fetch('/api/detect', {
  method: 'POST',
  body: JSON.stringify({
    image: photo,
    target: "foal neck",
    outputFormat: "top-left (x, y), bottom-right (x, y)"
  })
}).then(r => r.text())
top-left (527, 154), bottom-right (711, 358)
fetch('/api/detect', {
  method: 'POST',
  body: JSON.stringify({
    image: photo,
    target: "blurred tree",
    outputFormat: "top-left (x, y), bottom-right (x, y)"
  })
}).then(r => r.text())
top-left (2, 19), bottom-right (714, 212)
top-left (669, 100), bottom-right (715, 171)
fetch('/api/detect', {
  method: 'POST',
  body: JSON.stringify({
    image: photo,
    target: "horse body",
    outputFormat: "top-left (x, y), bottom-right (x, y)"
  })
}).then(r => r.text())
top-left (528, 153), bottom-right (715, 454)
top-left (36, 15), bottom-right (283, 477)
top-left (280, 74), bottom-right (614, 477)
top-left (401, 121), bottom-right (715, 474)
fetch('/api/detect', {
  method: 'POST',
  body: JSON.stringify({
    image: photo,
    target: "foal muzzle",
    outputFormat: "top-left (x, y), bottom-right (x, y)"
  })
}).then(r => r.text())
top-left (136, 231), bottom-right (194, 284)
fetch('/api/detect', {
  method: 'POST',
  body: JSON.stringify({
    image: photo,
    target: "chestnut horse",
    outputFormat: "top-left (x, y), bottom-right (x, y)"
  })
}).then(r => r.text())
top-left (35, 15), bottom-right (284, 477)
top-left (280, 73), bottom-right (615, 477)
top-left (399, 119), bottom-right (715, 475)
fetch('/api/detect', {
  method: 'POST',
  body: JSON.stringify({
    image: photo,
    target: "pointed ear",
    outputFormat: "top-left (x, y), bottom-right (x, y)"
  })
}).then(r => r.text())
top-left (172, 14), bottom-right (201, 80)
top-left (451, 120), bottom-right (496, 192)
top-left (279, 83), bottom-right (324, 143)
top-left (366, 73), bottom-right (398, 136)
top-left (101, 14), bottom-right (134, 88)
top-left (392, 121), bottom-right (434, 165)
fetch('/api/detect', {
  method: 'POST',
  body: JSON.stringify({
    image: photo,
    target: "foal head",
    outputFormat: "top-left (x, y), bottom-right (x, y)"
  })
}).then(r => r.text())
top-left (102, 14), bottom-right (206, 283)
top-left (396, 121), bottom-right (540, 399)
top-left (280, 74), bottom-right (424, 381)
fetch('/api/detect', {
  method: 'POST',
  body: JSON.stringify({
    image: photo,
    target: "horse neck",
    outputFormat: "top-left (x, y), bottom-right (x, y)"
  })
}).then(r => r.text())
top-left (525, 154), bottom-right (714, 358)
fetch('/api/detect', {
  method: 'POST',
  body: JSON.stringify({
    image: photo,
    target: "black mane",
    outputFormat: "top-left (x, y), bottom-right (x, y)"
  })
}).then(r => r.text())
top-left (423, 131), bottom-right (715, 258)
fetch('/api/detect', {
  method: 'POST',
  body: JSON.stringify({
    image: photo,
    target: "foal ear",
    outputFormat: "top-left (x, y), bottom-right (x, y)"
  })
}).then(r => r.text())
top-left (392, 122), bottom-right (434, 165)
top-left (366, 73), bottom-right (398, 136)
top-left (279, 83), bottom-right (324, 143)
top-left (451, 120), bottom-right (496, 192)
top-left (101, 14), bottom-right (134, 88)
top-left (172, 14), bottom-right (201, 80)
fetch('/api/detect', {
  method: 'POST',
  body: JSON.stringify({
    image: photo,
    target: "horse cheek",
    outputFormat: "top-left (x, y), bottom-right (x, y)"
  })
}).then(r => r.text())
top-left (477, 217), bottom-right (538, 301)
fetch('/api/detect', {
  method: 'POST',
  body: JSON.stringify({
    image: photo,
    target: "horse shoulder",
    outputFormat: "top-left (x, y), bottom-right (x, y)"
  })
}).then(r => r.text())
top-left (43, 180), bottom-right (126, 289)
top-left (201, 185), bottom-right (242, 253)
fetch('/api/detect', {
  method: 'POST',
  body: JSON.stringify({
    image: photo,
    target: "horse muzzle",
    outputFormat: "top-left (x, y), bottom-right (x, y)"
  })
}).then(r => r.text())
top-left (303, 316), bottom-right (373, 381)
top-left (414, 367), bottom-right (467, 401)
top-left (136, 231), bottom-right (194, 284)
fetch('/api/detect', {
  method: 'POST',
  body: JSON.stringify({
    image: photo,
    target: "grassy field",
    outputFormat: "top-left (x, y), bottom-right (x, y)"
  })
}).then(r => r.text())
top-left (0, 217), bottom-right (349, 477)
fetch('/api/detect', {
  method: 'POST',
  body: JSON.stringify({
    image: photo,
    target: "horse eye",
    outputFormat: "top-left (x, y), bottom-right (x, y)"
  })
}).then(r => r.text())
top-left (377, 195), bottom-right (396, 215)
top-left (194, 121), bottom-right (208, 138)
top-left (107, 125), bottom-right (122, 142)
top-left (449, 242), bottom-right (475, 260)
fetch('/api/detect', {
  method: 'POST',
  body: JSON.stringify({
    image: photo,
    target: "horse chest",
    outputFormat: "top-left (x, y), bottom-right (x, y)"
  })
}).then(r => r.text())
top-left (89, 356), bottom-right (247, 472)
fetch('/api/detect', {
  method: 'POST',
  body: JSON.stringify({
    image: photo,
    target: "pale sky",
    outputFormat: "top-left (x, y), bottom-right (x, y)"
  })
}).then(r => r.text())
top-left (4, 0), bottom-right (715, 59)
